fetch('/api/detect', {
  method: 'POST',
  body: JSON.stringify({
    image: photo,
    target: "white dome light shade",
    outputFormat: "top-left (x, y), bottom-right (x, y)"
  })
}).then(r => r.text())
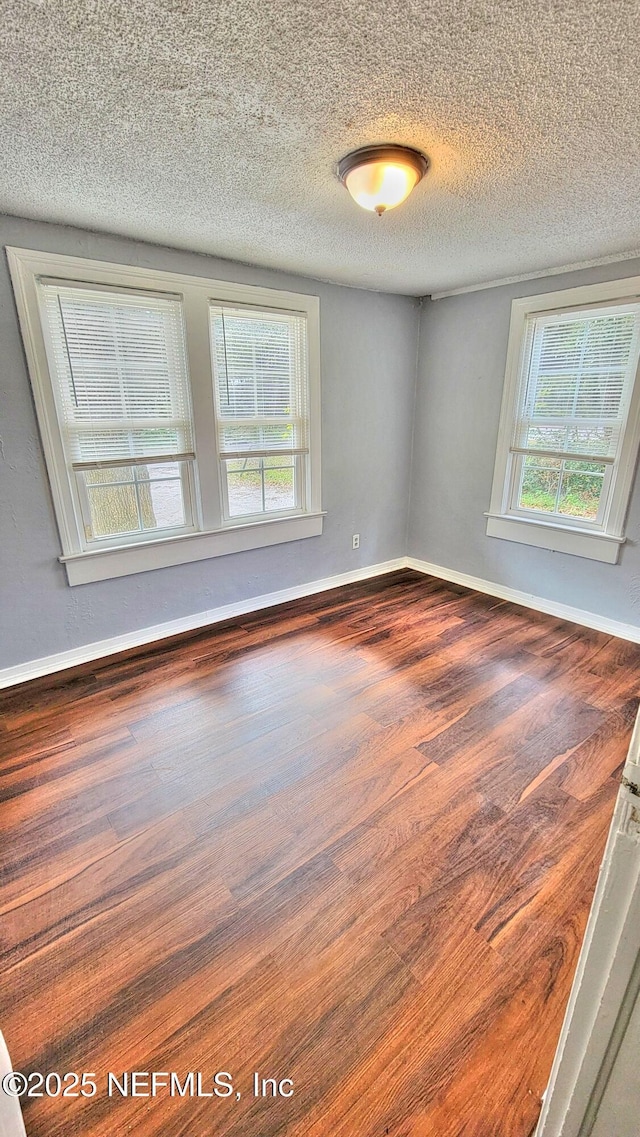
top-left (338, 145), bottom-right (428, 216)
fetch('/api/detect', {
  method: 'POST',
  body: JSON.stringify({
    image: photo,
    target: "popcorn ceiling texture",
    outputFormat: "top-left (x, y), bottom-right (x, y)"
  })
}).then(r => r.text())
top-left (0, 0), bottom-right (639, 294)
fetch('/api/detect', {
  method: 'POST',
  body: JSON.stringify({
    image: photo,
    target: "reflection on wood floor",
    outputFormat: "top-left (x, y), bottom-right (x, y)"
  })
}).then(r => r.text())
top-left (1, 570), bottom-right (638, 1137)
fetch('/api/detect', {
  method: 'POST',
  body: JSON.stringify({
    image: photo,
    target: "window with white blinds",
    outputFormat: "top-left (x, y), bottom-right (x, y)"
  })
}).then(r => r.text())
top-left (40, 283), bottom-right (194, 466)
top-left (8, 248), bottom-right (322, 582)
top-left (511, 304), bottom-right (640, 525)
top-left (488, 280), bottom-right (640, 563)
top-left (514, 304), bottom-right (640, 462)
top-left (38, 282), bottom-right (196, 543)
top-left (210, 305), bottom-right (309, 519)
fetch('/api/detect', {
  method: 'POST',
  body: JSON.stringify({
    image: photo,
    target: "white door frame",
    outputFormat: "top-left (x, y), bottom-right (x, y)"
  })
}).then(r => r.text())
top-left (535, 710), bottom-right (640, 1137)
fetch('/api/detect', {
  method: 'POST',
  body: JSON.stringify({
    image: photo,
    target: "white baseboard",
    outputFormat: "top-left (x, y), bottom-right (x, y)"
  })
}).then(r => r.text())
top-left (406, 556), bottom-right (640, 644)
top-left (2, 553), bottom-right (639, 690)
top-left (0, 558), bottom-right (406, 689)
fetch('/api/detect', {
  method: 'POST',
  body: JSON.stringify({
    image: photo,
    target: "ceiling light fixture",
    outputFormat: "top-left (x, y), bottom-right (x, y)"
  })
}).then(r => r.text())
top-left (337, 144), bottom-right (429, 216)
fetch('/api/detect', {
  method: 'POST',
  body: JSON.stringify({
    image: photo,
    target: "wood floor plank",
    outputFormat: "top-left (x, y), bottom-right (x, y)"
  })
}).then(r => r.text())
top-left (411, 952), bottom-right (569, 1137)
top-left (1, 810), bottom-right (200, 966)
top-left (552, 700), bottom-right (638, 800)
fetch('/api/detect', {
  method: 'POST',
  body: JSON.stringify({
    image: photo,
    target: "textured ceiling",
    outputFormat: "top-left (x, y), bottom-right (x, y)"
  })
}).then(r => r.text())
top-left (1, 0), bottom-right (639, 295)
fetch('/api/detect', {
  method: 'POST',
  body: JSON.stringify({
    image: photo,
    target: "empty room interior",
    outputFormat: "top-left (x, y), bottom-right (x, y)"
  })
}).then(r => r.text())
top-left (2, 2), bottom-right (640, 1136)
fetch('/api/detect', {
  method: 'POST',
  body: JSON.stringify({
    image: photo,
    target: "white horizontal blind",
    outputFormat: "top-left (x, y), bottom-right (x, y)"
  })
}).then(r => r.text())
top-left (210, 305), bottom-right (309, 459)
top-left (39, 282), bottom-right (194, 466)
top-left (513, 303), bottom-right (640, 462)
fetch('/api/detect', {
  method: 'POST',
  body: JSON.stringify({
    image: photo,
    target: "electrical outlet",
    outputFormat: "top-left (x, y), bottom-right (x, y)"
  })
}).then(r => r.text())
top-left (352, 533), bottom-right (360, 549)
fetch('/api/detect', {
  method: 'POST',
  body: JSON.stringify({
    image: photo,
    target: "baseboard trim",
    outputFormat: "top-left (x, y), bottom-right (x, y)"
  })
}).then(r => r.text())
top-left (3, 553), bottom-right (639, 690)
top-left (0, 558), bottom-right (406, 689)
top-left (406, 556), bottom-right (640, 644)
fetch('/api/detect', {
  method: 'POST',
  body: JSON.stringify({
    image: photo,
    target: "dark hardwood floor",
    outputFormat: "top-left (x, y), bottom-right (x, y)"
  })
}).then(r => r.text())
top-left (1, 569), bottom-right (638, 1137)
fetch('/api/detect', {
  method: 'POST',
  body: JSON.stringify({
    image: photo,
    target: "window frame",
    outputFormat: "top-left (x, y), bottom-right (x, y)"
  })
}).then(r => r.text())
top-left (486, 277), bottom-right (640, 565)
top-left (7, 247), bottom-right (323, 585)
top-left (208, 301), bottom-right (311, 525)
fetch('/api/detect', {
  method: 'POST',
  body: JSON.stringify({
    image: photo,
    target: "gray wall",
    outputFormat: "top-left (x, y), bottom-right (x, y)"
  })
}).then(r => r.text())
top-left (0, 215), bottom-right (420, 669)
top-left (407, 258), bottom-right (640, 629)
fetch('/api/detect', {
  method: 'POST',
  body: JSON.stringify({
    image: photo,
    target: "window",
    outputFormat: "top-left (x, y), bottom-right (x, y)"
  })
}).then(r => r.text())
top-left (8, 249), bottom-right (322, 584)
top-left (210, 305), bottom-right (309, 521)
top-left (487, 278), bottom-right (640, 564)
top-left (41, 282), bottom-right (196, 546)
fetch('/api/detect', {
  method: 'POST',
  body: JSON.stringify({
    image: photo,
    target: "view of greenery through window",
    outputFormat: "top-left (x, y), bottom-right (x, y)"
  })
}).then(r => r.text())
top-left (519, 456), bottom-right (605, 520)
top-left (225, 455), bottom-right (295, 516)
top-left (517, 311), bottom-right (633, 522)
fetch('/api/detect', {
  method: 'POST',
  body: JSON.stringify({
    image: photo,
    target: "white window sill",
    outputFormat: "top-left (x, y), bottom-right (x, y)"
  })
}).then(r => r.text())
top-left (59, 512), bottom-right (325, 585)
top-left (485, 513), bottom-right (624, 564)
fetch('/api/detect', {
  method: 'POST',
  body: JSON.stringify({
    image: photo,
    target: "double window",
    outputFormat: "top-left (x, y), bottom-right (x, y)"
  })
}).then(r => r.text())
top-left (9, 249), bottom-right (322, 584)
top-left (487, 278), bottom-right (640, 563)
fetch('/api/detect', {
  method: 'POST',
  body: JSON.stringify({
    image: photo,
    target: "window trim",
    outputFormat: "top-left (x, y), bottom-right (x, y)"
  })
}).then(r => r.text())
top-left (58, 512), bottom-right (325, 585)
top-left (486, 276), bottom-right (640, 564)
top-left (7, 247), bottom-right (323, 584)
